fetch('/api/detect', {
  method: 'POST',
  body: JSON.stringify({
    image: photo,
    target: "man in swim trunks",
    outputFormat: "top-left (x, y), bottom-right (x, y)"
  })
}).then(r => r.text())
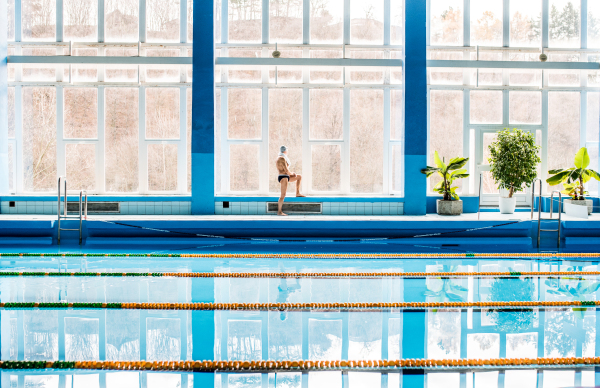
top-left (276, 145), bottom-right (305, 216)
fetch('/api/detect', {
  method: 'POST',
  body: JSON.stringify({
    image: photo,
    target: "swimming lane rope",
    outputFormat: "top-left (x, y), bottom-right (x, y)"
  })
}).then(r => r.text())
top-left (0, 300), bottom-right (598, 310)
top-left (1, 270), bottom-right (600, 278)
top-left (2, 357), bottom-right (600, 372)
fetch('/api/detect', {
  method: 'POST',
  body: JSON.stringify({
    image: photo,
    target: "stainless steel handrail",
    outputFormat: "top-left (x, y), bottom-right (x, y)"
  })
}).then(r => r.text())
top-left (477, 173), bottom-right (482, 220)
top-left (536, 188), bottom-right (562, 248)
top-left (57, 177), bottom-right (87, 245)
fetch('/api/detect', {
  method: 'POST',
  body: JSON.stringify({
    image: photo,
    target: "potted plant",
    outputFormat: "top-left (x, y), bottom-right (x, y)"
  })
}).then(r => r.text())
top-left (421, 151), bottom-right (469, 216)
top-left (547, 147), bottom-right (600, 215)
top-left (488, 129), bottom-right (540, 214)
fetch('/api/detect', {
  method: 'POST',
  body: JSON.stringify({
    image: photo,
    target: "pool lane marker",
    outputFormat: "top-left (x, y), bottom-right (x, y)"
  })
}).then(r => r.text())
top-left (0, 301), bottom-right (597, 310)
top-left (2, 270), bottom-right (600, 278)
top-left (2, 357), bottom-right (600, 372)
top-left (2, 253), bottom-right (600, 258)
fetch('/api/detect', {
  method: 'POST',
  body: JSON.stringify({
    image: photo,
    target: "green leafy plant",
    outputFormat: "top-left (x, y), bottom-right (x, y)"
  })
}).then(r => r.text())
top-left (547, 147), bottom-right (600, 200)
top-left (488, 129), bottom-right (541, 198)
top-left (545, 276), bottom-right (600, 319)
top-left (421, 151), bottom-right (469, 201)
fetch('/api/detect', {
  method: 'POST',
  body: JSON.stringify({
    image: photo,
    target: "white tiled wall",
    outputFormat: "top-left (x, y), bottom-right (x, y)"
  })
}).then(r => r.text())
top-left (215, 202), bottom-right (404, 215)
top-left (0, 201), bottom-right (192, 215)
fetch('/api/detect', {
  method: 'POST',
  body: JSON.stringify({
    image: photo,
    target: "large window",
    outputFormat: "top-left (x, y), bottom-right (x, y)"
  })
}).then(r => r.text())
top-left (216, 0), bottom-right (404, 196)
top-left (428, 0), bottom-right (600, 203)
top-left (7, 0), bottom-right (191, 194)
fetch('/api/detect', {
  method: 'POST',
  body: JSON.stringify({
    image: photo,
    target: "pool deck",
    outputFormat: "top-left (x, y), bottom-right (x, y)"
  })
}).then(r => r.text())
top-left (0, 212), bottom-right (598, 248)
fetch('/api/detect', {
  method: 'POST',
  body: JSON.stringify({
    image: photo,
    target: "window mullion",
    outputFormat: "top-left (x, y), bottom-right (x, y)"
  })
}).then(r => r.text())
top-left (98, 0), bottom-right (105, 43)
top-left (56, 0), bottom-right (63, 43)
top-left (383, 88), bottom-right (390, 195)
top-left (581, 90), bottom-right (587, 149)
top-left (178, 87), bottom-right (187, 194)
top-left (139, 0), bottom-right (146, 44)
top-left (57, 86), bottom-right (66, 182)
top-left (96, 86), bottom-right (105, 194)
top-left (342, 88), bottom-right (350, 194)
top-left (582, 0), bottom-right (588, 50)
top-left (15, 86), bottom-right (23, 193)
top-left (139, 86), bottom-right (148, 193)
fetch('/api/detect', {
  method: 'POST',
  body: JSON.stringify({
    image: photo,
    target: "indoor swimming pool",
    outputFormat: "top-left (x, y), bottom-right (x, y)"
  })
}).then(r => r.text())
top-left (1, 248), bottom-right (600, 387)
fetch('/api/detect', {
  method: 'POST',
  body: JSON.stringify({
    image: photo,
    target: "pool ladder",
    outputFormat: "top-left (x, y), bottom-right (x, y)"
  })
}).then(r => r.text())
top-left (57, 176), bottom-right (88, 245)
top-left (478, 176), bottom-right (561, 248)
top-left (530, 179), bottom-right (562, 248)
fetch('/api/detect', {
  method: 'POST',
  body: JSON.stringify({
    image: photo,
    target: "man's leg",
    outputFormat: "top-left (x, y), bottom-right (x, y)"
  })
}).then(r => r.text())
top-left (288, 175), bottom-right (305, 197)
top-left (278, 178), bottom-right (288, 216)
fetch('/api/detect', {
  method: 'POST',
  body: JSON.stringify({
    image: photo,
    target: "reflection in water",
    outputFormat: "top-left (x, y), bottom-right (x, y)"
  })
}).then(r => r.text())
top-left (487, 277), bottom-right (535, 333)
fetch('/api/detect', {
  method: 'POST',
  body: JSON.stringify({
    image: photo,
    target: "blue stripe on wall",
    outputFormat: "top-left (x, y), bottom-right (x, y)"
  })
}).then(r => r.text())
top-left (191, 0), bottom-right (215, 215)
top-left (403, 0), bottom-right (427, 215)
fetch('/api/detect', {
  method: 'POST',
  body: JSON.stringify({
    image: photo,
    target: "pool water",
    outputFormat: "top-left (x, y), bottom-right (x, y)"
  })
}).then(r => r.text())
top-left (2, 247), bottom-right (600, 388)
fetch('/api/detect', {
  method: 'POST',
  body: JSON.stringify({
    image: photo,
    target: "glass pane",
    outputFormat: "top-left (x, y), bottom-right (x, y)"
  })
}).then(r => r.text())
top-left (187, 88), bottom-right (192, 193)
top-left (228, 49), bottom-right (262, 82)
top-left (105, 0), bottom-right (139, 41)
top-left (146, 0), bottom-right (180, 42)
top-left (392, 145), bottom-right (403, 193)
top-left (64, 0), bottom-right (98, 41)
top-left (349, 50), bottom-right (384, 84)
top-left (509, 91), bottom-right (542, 124)
top-left (270, 0), bottom-right (302, 43)
top-left (105, 48), bottom-right (139, 82)
top-left (24, 311), bottom-right (58, 360)
top-left (72, 48), bottom-right (98, 82)
top-left (146, 88), bottom-right (180, 139)
top-left (548, 54), bottom-right (580, 86)
top-left (589, 0), bottom-right (600, 47)
top-left (310, 0), bottom-right (343, 44)
top-left (588, 144), bottom-right (599, 195)
top-left (309, 50), bottom-right (343, 83)
top-left (146, 49), bottom-right (180, 82)
top-left (471, 0), bottom-right (502, 46)
top-left (510, 0), bottom-right (541, 47)
top-left (23, 87), bottom-right (57, 192)
top-left (549, 0), bottom-right (581, 48)
top-left (548, 92), bottom-right (580, 188)
top-left (22, 0), bottom-right (56, 40)
top-left (268, 50), bottom-right (302, 83)
top-left (427, 310), bottom-right (461, 358)
top-left (391, 89), bottom-right (403, 140)
top-left (188, 0), bottom-right (193, 42)
top-left (429, 90), bottom-right (463, 192)
top-left (148, 144), bottom-right (178, 191)
top-left (64, 88), bottom-right (98, 138)
top-left (351, 0), bottom-right (384, 44)
top-left (430, 0), bottom-right (463, 46)
top-left (228, 89), bottom-right (262, 139)
top-left (269, 89), bottom-right (303, 193)
top-left (469, 51), bottom-right (502, 85)
top-left (215, 89), bottom-right (222, 193)
top-left (8, 87), bottom-right (15, 138)
top-left (228, 0), bottom-right (262, 43)
top-left (391, 0), bottom-right (403, 44)
top-left (310, 89), bottom-right (343, 140)
top-left (482, 170), bottom-right (499, 194)
top-left (350, 90), bottom-right (383, 193)
top-left (509, 53), bottom-right (542, 85)
top-left (428, 50), bottom-right (463, 85)
top-left (228, 320), bottom-right (262, 361)
top-left (105, 88), bottom-right (139, 192)
top-left (65, 317), bottom-right (99, 361)
top-left (349, 312), bottom-right (382, 359)
top-left (8, 143), bottom-right (14, 192)
top-left (470, 90), bottom-right (502, 124)
top-left (146, 318), bottom-right (181, 361)
top-left (230, 144), bottom-right (260, 191)
top-left (22, 48), bottom-right (56, 81)
top-left (66, 144), bottom-right (96, 190)
top-left (312, 145), bottom-right (341, 191)
top-left (588, 92), bottom-right (599, 142)
top-left (8, 0), bottom-right (14, 41)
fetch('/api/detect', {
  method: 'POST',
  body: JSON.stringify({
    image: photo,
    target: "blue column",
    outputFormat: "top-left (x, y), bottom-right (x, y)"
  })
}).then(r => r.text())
top-left (402, 261), bottom-right (427, 387)
top-left (0, 0), bottom-right (8, 195)
top-left (191, 0), bottom-right (215, 215)
top-left (403, 0), bottom-right (427, 215)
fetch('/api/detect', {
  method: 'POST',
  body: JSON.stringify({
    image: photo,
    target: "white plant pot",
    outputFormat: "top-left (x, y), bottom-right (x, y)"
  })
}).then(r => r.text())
top-left (437, 199), bottom-right (463, 216)
top-left (564, 199), bottom-right (593, 215)
top-left (499, 196), bottom-right (517, 214)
